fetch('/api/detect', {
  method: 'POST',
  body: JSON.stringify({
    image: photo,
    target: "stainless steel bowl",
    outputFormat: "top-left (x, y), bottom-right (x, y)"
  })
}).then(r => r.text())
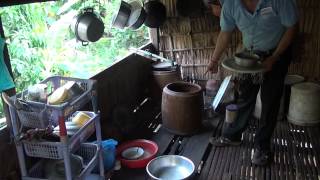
top-left (146, 155), bottom-right (195, 180)
top-left (234, 52), bottom-right (260, 67)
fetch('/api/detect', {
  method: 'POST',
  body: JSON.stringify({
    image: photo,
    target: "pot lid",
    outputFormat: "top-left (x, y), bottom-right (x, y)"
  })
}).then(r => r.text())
top-left (222, 58), bottom-right (265, 74)
top-left (212, 75), bottom-right (232, 111)
top-left (152, 61), bottom-right (176, 70)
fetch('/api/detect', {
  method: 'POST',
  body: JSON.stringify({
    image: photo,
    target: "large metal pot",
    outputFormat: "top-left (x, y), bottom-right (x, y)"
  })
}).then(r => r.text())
top-left (162, 82), bottom-right (203, 135)
top-left (112, 1), bottom-right (132, 29)
top-left (71, 8), bottom-right (105, 45)
top-left (146, 155), bottom-right (195, 180)
top-left (126, 0), bottom-right (147, 30)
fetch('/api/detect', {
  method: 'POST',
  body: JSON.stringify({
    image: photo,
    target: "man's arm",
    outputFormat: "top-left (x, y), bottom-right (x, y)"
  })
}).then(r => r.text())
top-left (207, 31), bottom-right (233, 73)
top-left (273, 24), bottom-right (297, 58)
top-left (207, 0), bottom-right (235, 74)
top-left (263, 0), bottom-right (298, 71)
top-left (213, 31), bottom-right (233, 61)
top-left (262, 24), bottom-right (297, 71)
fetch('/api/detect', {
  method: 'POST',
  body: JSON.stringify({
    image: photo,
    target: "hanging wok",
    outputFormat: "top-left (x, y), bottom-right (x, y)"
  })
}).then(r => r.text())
top-left (71, 8), bottom-right (105, 46)
top-left (144, 0), bottom-right (167, 28)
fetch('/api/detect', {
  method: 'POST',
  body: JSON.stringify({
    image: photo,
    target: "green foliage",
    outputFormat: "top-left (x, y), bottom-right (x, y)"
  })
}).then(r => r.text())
top-left (0, 0), bottom-right (149, 117)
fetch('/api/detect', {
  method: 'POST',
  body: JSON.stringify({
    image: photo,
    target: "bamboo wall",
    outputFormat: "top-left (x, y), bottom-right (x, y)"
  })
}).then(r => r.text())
top-left (157, 0), bottom-right (320, 82)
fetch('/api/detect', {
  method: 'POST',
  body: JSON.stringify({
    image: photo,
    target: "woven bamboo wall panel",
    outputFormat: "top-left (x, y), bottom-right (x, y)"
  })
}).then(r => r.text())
top-left (288, 0), bottom-right (320, 80)
top-left (160, 18), bottom-right (191, 35)
top-left (190, 15), bottom-right (218, 33)
top-left (158, 0), bottom-right (320, 81)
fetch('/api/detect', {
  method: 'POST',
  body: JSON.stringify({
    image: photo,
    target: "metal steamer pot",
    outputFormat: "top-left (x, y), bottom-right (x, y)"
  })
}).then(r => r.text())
top-left (176, 0), bottom-right (204, 17)
top-left (126, 0), bottom-right (147, 30)
top-left (112, 1), bottom-right (132, 29)
top-left (72, 8), bottom-right (105, 46)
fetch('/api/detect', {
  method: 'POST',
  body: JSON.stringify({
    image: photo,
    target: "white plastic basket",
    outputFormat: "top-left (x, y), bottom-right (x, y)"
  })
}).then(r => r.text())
top-left (23, 111), bottom-right (97, 159)
top-left (24, 143), bottom-right (100, 180)
top-left (15, 76), bottom-right (97, 129)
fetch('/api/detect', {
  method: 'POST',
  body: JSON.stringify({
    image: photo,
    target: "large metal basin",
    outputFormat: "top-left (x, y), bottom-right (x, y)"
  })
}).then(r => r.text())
top-left (146, 155), bottom-right (195, 180)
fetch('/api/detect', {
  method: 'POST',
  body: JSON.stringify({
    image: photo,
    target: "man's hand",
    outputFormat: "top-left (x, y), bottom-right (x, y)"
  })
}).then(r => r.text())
top-left (206, 60), bottom-right (219, 74)
top-left (210, 4), bottom-right (222, 17)
top-left (262, 55), bottom-right (278, 72)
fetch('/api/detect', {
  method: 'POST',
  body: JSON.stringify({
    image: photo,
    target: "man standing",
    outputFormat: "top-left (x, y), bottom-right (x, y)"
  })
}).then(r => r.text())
top-left (207, 0), bottom-right (298, 165)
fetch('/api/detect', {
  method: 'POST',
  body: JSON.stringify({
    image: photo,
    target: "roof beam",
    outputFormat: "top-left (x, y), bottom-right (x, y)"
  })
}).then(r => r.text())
top-left (0, 0), bottom-right (56, 7)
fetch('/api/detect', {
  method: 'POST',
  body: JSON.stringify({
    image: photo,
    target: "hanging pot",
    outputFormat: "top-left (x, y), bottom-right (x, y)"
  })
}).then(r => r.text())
top-left (71, 8), bottom-right (105, 46)
top-left (126, 0), bottom-right (147, 30)
top-left (176, 0), bottom-right (204, 17)
top-left (144, 0), bottom-right (167, 28)
top-left (112, 0), bottom-right (132, 29)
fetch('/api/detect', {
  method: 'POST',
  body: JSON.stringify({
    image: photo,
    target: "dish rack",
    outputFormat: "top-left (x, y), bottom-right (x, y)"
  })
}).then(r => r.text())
top-left (2, 76), bottom-right (104, 180)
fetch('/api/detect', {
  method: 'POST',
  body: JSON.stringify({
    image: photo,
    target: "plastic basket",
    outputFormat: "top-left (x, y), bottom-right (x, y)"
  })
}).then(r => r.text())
top-left (23, 111), bottom-right (97, 159)
top-left (16, 76), bottom-right (97, 129)
top-left (24, 143), bottom-right (99, 180)
top-left (16, 104), bottom-right (50, 129)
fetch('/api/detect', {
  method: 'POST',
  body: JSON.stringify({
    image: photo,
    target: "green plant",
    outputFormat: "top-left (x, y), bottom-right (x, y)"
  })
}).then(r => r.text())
top-left (0, 0), bottom-right (149, 118)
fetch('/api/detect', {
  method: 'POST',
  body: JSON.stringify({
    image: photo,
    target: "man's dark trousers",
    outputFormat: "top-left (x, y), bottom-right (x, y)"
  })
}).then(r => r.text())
top-left (222, 48), bottom-right (292, 152)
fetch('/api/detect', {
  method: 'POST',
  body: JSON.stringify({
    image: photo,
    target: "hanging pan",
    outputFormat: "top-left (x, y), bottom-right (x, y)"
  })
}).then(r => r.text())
top-left (112, 0), bottom-right (132, 29)
top-left (71, 8), bottom-right (105, 46)
top-left (144, 0), bottom-right (167, 28)
top-left (126, 0), bottom-right (147, 30)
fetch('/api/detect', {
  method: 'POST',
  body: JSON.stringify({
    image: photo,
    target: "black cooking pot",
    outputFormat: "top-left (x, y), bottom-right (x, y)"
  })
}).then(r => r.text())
top-left (144, 0), bottom-right (167, 28)
top-left (176, 0), bottom-right (204, 17)
top-left (71, 8), bottom-right (105, 46)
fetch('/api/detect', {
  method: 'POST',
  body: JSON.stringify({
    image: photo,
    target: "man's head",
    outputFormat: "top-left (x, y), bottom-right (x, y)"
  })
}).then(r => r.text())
top-left (242, 0), bottom-right (259, 13)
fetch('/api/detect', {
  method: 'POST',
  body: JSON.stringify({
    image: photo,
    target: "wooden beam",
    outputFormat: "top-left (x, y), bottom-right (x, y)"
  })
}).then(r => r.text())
top-left (0, 0), bottom-right (56, 7)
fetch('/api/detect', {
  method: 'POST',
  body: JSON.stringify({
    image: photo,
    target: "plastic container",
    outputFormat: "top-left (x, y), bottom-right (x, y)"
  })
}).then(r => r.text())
top-left (23, 111), bottom-right (97, 159)
top-left (15, 76), bottom-right (97, 129)
top-left (288, 82), bottom-right (320, 126)
top-left (24, 143), bottom-right (101, 180)
top-left (117, 139), bottom-right (158, 168)
top-left (101, 139), bottom-right (118, 170)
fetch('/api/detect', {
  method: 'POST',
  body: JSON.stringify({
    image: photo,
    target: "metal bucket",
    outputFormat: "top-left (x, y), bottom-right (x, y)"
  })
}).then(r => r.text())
top-left (288, 82), bottom-right (320, 126)
top-left (254, 75), bottom-right (305, 120)
top-left (146, 155), bottom-right (195, 180)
